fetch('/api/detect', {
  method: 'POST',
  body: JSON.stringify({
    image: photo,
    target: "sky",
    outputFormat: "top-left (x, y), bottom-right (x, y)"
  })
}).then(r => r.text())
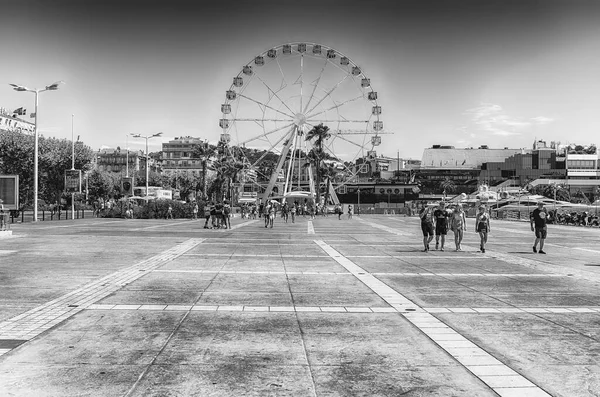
top-left (1, 0), bottom-right (600, 161)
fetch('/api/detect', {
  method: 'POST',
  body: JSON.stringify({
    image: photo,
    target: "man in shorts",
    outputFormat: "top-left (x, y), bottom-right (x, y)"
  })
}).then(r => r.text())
top-left (419, 203), bottom-right (434, 252)
top-left (530, 201), bottom-right (548, 254)
top-left (433, 201), bottom-right (450, 251)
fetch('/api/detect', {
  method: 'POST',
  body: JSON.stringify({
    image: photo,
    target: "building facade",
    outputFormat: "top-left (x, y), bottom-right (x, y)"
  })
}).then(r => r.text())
top-left (95, 148), bottom-right (143, 174)
top-left (0, 108), bottom-right (35, 134)
top-left (161, 136), bottom-right (207, 178)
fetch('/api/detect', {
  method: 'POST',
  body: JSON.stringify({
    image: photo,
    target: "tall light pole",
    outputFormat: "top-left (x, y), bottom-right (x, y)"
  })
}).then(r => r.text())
top-left (10, 81), bottom-right (64, 222)
top-left (71, 114), bottom-right (75, 220)
top-left (131, 133), bottom-right (162, 198)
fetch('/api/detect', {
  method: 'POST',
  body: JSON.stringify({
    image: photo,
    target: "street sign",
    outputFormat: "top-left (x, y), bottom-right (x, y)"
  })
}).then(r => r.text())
top-left (0, 175), bottom-right (19, 210)
top-left (122, 177), bottom-right (133, 195)
top-left (64, 170), bottom-right (81, 193)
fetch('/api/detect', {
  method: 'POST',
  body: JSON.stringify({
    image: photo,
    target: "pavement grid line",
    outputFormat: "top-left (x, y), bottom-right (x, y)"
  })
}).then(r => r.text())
top-left (83, 304), bottom-right (600, 314)
top-left (314, 239), bottom-right (553, 397)
top-left (0, 238), bottom-right (205, 349)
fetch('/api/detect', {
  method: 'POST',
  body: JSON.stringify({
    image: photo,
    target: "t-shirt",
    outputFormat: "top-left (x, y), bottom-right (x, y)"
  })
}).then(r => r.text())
top-left (531, 208), bottom-right (548, 228)
top-left (433, 209), bottom-right (449, 227)
top-left (419, 208), bottom-right (433, 224)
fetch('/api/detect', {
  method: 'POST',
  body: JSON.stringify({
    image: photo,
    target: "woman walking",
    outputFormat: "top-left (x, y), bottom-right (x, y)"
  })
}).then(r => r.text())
top-left (451, 204), bottom-right (467, 251)
top-left (475, 205), bottom-right (491, 253)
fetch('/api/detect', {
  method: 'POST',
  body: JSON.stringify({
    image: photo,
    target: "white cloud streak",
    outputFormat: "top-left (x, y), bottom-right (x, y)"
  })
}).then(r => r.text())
top-left (463, 103), bottom-right (554, 137)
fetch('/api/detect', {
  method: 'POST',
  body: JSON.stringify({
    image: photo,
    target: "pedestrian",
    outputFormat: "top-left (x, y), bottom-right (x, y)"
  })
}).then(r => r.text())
top-left (223, 200), bottom-right (231, 229)
top-left (282, 202), bottom-right (289, 223)
top-left (192, 202), bottom-right (199, 220)
top-left (530, 201), bottom-right (548, 254)
top-left (264, 202), bottom-right (271, 228)
top-left (475, 205), bottom-right (490, 253)
top-left (433, 201), bottom-right (450, 251)
top-left (419, 203), bottom-right (435, 252)
top-left (335, 204), bottom-right (342, 220)
top-left (203, 201), bottom-right (213, 229)
top-left (215, 201), bottom-right (224, 228)
top-left (0, 199), bottom-right (6, 231)
top-left (450, 203), bottom-right (467, 251)
top-left (347, 204), bottom-right (353, 220)
top-left (166, 204), bottom-right (174, 220)
top-left (290, 203), bottom-right (296, 223)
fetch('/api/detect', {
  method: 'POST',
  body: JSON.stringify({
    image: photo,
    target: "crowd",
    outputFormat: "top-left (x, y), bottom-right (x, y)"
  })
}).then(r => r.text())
top-left (419, 201), bottom-right (551, 254)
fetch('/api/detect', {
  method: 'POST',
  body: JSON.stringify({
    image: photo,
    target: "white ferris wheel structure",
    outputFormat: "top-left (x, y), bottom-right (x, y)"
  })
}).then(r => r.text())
top-left (219, 42), bottom-right (390, 203)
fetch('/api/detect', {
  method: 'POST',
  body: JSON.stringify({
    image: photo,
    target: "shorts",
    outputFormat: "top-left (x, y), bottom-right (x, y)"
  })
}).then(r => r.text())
top-left (435, 223), bottom-right (447, 236)
top-left (421, 223), bottom-right (434, 237)
top-left (476, 223), bottom-right (488, 233)
top-left (535, 227), bottom-right (547, 239)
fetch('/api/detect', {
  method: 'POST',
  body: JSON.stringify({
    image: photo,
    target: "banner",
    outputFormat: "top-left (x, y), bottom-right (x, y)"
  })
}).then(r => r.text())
top-left (0, 175), bottom-right (19, 210)
top-left (64, 170), bottom-right (82, 193)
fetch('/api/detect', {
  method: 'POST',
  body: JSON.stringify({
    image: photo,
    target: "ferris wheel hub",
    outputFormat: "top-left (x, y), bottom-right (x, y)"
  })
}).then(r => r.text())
top-left (293, 113), bottom-right (307, 127)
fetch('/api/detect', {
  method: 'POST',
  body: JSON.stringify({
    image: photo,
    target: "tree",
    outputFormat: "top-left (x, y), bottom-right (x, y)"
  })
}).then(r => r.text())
top-left (440, 178), bottom-right (457, 198)
top-left (191, 142), bottom-right (217, 199)
top-left (305, 123), bottom-right (331, 203)
top-left (0, 129), bottom-right (94, 209)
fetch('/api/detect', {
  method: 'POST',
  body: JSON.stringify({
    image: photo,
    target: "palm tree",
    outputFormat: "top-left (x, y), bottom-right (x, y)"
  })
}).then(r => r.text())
top-left (321, 163), bottom-right (338, 209)
top-left (439, 178), bottom-right (456, 199)
top-left (305, 123), bottom-right (331, 203)
top-left (192, 142), bottom-right (216, 200)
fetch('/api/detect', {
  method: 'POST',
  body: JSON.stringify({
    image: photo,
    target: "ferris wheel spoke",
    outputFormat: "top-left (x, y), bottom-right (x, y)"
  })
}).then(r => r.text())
top-left (304, 73), bottom-right (351, 117)
top-left (249, 128), bottom-right (294, 168)
top-left (276, 57), bottom-right (288, 91)
top-left (254, 74), bottom-right (297, 117)
top-left (299, 54), bottom-right (304, 113)
top-left (232, 118), bottom-right (294, 123)
top-left (237, 93), bottom-right (295, 119)
top-left (306, 94), bottom-right (364, 120)
top-left (239, 122), bottom-right (295, 146)
top-left (302, 57), bottom-right (329, 114)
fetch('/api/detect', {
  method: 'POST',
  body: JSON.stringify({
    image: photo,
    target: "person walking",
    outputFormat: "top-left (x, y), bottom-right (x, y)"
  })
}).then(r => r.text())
top-left (166, 204), bottom-right (174, 220)
top-left (192, 202), bottom-right (199, 220)
top-left (290, 203), bottom-right (296, 223)
top-left (475, 205), bottom-right (490, 253)
top-left (433, 201), bottom-right (450, 251)
top-left (0, 199), bottom-right (6, 231)
top-left (450, 203), bottom-right (467, 251)
top-left (223, 200), bottom-right (231, 229)
top-left (530, 201), bottom-right (548, 254)
top-left (347, 204), bottom-right (353, 220)
top-left (419, 203), bottom-right (434, 252)
top-left (203, 202), bottom-right (212, 228)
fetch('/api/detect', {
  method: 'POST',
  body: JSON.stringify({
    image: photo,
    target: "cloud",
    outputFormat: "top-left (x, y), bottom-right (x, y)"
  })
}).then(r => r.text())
top-left (463, 103), bottom-right (554, 137)
top-left (531, 116), bottom-right (555, 125)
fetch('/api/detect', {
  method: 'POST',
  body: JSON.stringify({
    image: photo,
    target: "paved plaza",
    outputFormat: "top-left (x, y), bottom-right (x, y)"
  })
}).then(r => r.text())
top-left (0, 214), bottom-right (599, 396)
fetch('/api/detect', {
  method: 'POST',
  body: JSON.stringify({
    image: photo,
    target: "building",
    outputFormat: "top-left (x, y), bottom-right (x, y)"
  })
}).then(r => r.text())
top-left (95, 148), bottom-right (143, 174)
top-left (355, 151), bottom-right (421, 182)
top-left (161, 136), bottom-right (207, 179)
top-left (415, 145), bottom-right (524, 194)
top-left (0, 108), bottom-right (35, 134)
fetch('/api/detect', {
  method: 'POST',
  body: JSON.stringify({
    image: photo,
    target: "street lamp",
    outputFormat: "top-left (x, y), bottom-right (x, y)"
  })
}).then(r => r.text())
top-left (10, 81), bottom-right (64, 222)
top-left (357, 188), bottom-right (361, 216)
top-left (131, 132), bottom-right (162, 198)
top-left (71, 114), bottom-right (75, 220)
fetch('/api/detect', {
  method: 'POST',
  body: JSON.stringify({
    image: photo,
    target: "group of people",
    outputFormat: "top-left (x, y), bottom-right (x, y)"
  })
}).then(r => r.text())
top-left (202, 200), bottom-right (232, 229)
top-left (419, 201), bottom-right (549, 254)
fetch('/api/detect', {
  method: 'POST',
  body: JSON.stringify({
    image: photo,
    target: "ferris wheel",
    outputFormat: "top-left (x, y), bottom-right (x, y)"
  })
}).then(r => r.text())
top-left (219, 42), bottom-right (388, 202)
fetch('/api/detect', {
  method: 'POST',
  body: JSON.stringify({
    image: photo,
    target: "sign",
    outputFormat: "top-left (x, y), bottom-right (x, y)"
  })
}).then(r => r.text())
top-left (122, 177), bottom-right (133, 195)
top-left (0, 175), bottom-right (19, 210)
top-left (64, 170), bottom-right (82, 193)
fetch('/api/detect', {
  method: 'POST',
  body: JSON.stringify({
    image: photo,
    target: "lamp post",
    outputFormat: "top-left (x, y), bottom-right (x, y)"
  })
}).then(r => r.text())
top-left (131, 133), bottom-right (162, 198)
top-left (10, 81), bottom-right (64, 222)
top-left (357, 188), bottom-right (360, 216)
top-left (71, 114), bottom-right (75, 220)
